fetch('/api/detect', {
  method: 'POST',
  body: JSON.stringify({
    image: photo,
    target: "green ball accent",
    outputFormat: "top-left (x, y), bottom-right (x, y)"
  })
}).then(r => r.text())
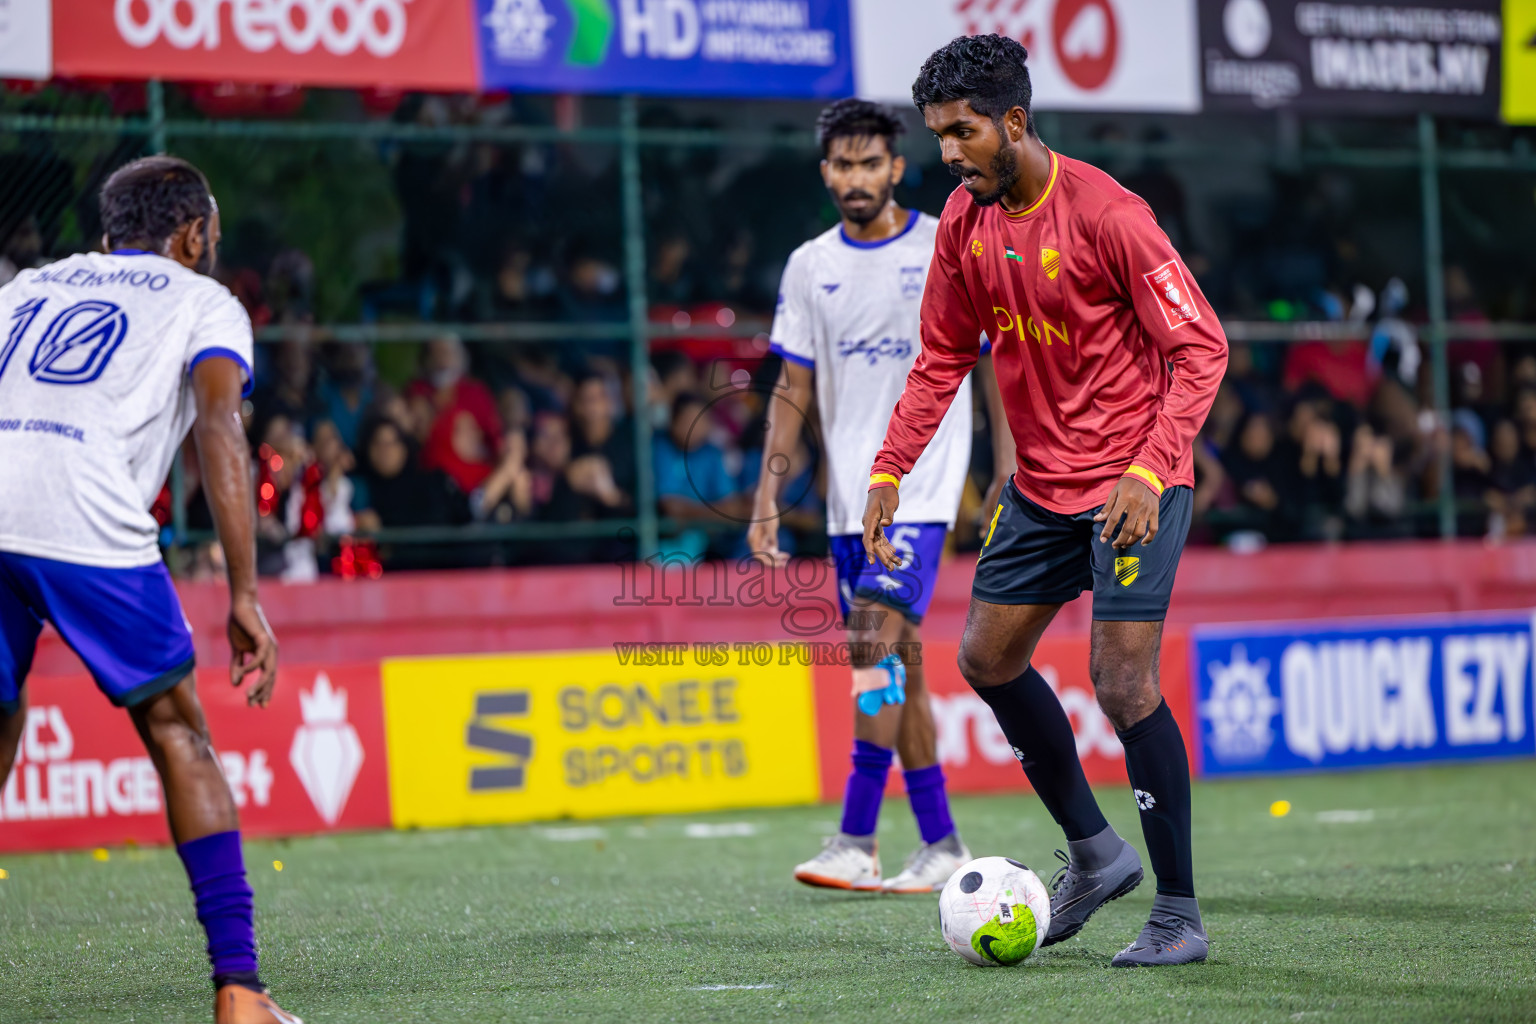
top-left (969, 906), bottom-right (1039, 965)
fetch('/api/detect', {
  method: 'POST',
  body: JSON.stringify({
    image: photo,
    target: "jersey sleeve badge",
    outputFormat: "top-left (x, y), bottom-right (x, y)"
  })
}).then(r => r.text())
top-left (1142, 259), bottom-right (1201, 330)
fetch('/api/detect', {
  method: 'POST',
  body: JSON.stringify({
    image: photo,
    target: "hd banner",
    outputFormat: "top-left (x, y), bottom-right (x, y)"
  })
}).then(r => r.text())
top-left (475, 0), bottom-right (855, 97)
top-left (1192, 612), bottom-right (1534, 776)
top-left (381, 648), bottom-right (821, 829)
top-left (852, 0), bottom-right (1201, 112)
top-left (1201, 0), bottom-right (1503, 117)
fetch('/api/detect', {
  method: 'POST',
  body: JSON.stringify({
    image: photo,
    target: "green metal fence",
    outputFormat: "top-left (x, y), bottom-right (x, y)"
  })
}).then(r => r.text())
top-left (3, 86), bottom-right (1535, 556)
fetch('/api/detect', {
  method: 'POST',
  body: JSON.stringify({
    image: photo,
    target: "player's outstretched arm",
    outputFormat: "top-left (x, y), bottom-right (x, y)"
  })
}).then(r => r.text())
top-left (192, 357), bottom-right (279, 707)
top-left (748, 358), bottom-right (814, 567)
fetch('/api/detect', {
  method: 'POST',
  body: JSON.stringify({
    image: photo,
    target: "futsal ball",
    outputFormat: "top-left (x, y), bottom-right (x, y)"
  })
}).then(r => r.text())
top-left (938, 856), bottom-right (1052, 967)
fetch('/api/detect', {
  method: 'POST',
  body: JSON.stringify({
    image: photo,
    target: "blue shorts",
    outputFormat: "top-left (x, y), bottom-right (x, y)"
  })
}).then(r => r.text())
top-left (0, 551), bottom-right (196, 714)
top-left (973, 480), bottom-right (1192, 621)
top-left (829, 523), bottom-right (949, 625)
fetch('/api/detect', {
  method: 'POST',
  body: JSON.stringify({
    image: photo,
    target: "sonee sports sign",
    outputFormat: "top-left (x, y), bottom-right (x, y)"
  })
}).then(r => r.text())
top-left (1192, 611), bottom-right (1535, 775)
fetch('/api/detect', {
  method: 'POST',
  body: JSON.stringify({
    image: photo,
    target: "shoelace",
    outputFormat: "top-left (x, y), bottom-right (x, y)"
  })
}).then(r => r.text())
top-left (1136, 914), bottom-right (1190, 952)
top-left (1048, 849), bottom-right (1072, 896)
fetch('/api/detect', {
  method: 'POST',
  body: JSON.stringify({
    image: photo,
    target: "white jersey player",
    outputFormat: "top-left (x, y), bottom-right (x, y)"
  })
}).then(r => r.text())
top-left (0, 157), bottom-right (298, 1024)
top-left (749, 100), bottom-right (1013, 894)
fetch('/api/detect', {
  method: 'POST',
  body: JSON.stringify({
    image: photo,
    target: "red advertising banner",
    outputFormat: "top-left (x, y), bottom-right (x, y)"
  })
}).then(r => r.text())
top-left (812, 635), bottom-right (1193, 801)
top-left (52, 0), bottom-right (479, 91)
top-left (0, 662), bottom-right (391, 852)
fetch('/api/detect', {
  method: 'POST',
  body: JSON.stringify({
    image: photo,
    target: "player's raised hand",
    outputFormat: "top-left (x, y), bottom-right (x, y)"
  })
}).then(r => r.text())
top-left (747, 512), bottom-right (789, 568)
top-left (228, 596), bottom-right (279, 708)
top-left (861, 486), bottom-right (902, 569)
top-left (1094, 476), bottom-right (1160, 549)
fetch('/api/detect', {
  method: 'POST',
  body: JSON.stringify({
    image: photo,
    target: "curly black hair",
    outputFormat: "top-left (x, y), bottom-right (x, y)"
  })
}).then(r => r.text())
top-left (98, 155), bottom-right (213, 250)
top-left (815, 98), bottom-right (906, 157)
top-left (911, 34), bottom-right (1036, 135)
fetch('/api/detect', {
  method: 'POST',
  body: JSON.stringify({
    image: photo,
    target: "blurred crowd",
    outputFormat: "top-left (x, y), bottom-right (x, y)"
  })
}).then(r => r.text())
top-left (1193, 267), bottom-right (1536, 546)
top-left (167, 334), bottom-right (845, 579)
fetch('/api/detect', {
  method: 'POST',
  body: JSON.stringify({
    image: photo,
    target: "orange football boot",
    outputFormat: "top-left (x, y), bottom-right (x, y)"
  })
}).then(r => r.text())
top-left (214, 985), bottom-right (303, 1024)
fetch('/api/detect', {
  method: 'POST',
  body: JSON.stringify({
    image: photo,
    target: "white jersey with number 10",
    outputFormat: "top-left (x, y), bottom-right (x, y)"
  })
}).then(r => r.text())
top-left (0, 250), bottom-right (253, 569)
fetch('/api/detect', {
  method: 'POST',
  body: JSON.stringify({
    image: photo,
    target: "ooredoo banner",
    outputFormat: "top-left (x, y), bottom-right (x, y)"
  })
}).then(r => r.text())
top-left (1192, 612), bottom-right (1535, 776)
top-left (0, 663), bottom-right (392, 853)
top-left (475, 0), bottom-right (856, 98)
top-left (51, 0), bottom-right (479, 91)
top-left (380, 648), bottom-right (821, 829)
top-left (851, 0), bottom-right (1201, 112)
top-left (811, 637), bottom-right (1195, 802)
top-left (1200, 0), bottom-right (1503, 117)
top-left (1, 0), bottom-right (52, 79)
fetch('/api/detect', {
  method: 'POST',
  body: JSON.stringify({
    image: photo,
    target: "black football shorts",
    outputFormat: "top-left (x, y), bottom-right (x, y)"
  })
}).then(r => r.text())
top-left (972, 479), bottom-right (1192, 621)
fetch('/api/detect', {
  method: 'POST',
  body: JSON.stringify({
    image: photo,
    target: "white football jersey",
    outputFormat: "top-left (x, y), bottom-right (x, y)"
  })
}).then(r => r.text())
top-left (770, 211), bottom-right (975, 536)
top-left (0, 251), bottom-right (253, 568)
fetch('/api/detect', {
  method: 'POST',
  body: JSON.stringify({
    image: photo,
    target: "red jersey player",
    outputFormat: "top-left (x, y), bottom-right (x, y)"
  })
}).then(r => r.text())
top-left (862, 35), bottom-right (1227, 967)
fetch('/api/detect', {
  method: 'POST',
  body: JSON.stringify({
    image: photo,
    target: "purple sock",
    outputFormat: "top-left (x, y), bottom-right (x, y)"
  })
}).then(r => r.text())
top-left (176, 831), bottom-right (259, 987)
top-left (904, 765), bottom-right (956, 844)
top-left (839, 740), bottom-right (893, 837)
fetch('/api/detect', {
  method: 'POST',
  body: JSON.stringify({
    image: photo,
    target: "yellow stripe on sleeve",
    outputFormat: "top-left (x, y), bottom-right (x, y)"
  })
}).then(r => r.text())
top-left (1124, 465), bottom-right (1165, 495)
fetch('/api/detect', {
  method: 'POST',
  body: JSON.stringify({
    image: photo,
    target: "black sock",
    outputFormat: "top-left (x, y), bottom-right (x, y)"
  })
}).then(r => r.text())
top-left (1118, 699), bottom-right (1195, 899)
top-left (974, 665), bottom-right (1109, 842)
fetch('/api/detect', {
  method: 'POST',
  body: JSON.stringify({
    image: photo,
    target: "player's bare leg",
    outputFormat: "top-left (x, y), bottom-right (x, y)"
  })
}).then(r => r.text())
top-left (1090, 619), bottom-right (1206, 967)
top-left (129, 676), bottom-right (301, 1022)
top-left (958, 598), bottom-right (1143, 945)
top-left (0, 688), bottom-right (25, 784)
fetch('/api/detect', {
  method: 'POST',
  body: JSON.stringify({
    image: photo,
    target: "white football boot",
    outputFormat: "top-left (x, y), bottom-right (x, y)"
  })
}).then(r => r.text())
top-left (793, 834), bottom-right (882, 890)
top-left (881, 836), bottom-right (972, 893)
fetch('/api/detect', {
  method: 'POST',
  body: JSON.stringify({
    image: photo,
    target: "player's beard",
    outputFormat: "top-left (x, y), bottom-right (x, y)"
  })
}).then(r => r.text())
top-left (833, 179), bottom-right (894, 227)
top-left (955, 140), bottom-right (1021, 208)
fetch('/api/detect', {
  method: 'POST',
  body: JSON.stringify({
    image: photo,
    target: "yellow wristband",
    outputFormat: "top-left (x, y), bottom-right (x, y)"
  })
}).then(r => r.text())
top-left (869, 472), bottom-right (901, 490)
top-left (1124, 465), bottom-right (1165, 495)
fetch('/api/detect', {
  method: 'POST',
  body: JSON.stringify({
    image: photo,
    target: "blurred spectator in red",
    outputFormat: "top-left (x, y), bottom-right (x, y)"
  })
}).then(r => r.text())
top-left (1283, 338), bottom-right (1377, 408)
top-left (406, 334), bottom-right (503, 491)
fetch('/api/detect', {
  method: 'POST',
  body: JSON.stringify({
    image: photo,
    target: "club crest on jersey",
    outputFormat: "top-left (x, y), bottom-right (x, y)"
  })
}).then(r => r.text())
top-left (1004, 244), bottom-right (1024, 264)
top-left (1115, 557), bottom-right (1140, 587)
top-left (1142, 259), bottom-right (1201, 330)
top-left (970, 239), bottom-right (983, 258)
top-left (899, 266), bottom-right (925, 300)
top-left (1041, 247), bottom-right (1061, 280)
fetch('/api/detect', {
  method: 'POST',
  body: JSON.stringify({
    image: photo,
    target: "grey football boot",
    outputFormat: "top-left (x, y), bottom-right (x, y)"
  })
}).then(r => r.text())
top-left (1111, 894), bottom-right (1209, 966)
top-left (1040, 841), bottom-right (1144, 946)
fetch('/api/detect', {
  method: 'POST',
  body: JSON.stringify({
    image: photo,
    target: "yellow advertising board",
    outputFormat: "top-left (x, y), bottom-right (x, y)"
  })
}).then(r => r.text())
top-left (1507, 0), bottom-right (1536, 123)
top-left (381, 648), bottom-right (821, 828)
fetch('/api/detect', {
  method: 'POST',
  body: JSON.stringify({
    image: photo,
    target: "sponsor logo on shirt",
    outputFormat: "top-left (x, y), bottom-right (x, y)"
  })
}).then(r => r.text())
top-left (837, 337), bottom-right (913, 365)
top-left (820, 283), bottom-right (841, 295)
top-left (970, 239), bottom-right (984, 258)
top-left (1142, 259), bottom-right (1201, 330)
top-left (899, 266), bottom-right (925, 300)
top-left (992, 306), bottom-right (1070, 347)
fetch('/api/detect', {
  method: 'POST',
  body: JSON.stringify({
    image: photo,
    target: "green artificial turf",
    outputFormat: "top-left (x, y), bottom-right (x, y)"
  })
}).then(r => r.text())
top-left (2, 760), bottom-right (1533, 1023)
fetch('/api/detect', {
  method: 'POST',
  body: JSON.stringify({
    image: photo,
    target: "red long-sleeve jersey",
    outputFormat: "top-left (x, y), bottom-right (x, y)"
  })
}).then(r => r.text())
top-left (870, 150), bottom-right (1228, 514)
